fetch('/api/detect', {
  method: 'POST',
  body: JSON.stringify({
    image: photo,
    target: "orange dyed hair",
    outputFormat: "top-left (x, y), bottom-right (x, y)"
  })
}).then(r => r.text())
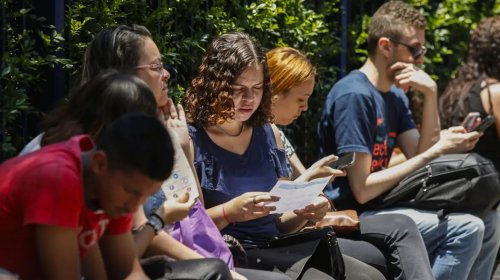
top-left (266, 47), bottom-right (315, 97)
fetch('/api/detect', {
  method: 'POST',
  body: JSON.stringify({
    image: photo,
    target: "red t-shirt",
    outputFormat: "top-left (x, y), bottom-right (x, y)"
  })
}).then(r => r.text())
top-left (0, 135), bottom-right (132, 279)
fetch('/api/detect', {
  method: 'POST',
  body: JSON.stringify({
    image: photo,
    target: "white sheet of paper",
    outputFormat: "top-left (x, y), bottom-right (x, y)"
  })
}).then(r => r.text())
top-left (160, 130), bottom-right (199, 202)
top-left (266, 176), bottom-right (332, 214)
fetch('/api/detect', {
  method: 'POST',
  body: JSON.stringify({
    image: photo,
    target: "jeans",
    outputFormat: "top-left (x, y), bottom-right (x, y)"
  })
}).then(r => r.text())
top-left (467, 211), bottom-right (500, 280)
top-left (364, 208), bottom-right (499, 280)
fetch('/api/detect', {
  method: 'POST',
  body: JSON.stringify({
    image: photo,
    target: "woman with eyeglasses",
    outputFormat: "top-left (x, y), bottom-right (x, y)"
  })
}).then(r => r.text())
top-left (16, 69), bottom-right (236, 279)
top-left (73, 24), bottom-right (291, 280)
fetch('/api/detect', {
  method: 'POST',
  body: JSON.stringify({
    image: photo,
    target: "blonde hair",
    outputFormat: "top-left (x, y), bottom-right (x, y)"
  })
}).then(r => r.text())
top-left (266, 47), bottom-right (316, 97)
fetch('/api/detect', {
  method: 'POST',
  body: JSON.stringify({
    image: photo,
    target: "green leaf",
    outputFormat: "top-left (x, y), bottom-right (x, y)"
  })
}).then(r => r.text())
top-left (1, 65), bottom-right (11, 77)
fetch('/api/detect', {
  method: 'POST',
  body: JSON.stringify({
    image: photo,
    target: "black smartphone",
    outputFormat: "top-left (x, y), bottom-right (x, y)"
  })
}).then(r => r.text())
top-left (472, 115), bottom-right (496, 133)
top-left (329, 152), bottom-right (356, 170)
top-left (461, 112), bottom-right (480, 132)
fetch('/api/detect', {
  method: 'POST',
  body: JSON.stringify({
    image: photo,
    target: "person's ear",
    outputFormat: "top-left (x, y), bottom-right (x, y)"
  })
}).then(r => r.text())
top-left (90, 150), bottom-right (108, 174)
top-left (271, 94), bottom-right (279, 104)
top-left (378, 37), bottom-right (392, 58)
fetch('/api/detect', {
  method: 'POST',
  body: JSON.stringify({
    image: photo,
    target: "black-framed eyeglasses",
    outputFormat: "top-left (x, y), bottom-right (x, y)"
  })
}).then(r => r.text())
top-left (389, 38), bottom-right (427, 59)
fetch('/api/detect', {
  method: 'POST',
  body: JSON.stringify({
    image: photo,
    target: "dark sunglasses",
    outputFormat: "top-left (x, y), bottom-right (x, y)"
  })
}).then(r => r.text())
top-left (389, 38), bottom-right (427, 59)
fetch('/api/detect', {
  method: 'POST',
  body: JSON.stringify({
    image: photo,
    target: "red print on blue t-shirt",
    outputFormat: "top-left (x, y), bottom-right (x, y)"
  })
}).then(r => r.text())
top-left (371, 118), bottom-right (397, 172)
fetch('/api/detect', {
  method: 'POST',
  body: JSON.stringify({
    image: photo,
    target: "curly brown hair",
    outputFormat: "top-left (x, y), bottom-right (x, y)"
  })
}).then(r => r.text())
top-left (367, 1), bottom-right (426, 56)
top-left (440, 16), bottom-right (500, 127)
top-left (183, 32), bottom-right (273, 127)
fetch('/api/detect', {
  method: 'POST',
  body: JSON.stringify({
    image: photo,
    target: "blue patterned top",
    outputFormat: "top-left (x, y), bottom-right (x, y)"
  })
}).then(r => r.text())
top-left (189, 123), bottom-right (290, 242)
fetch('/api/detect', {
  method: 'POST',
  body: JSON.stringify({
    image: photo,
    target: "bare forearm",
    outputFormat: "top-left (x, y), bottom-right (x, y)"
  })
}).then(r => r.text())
top-left (207, 204), bottom-right (230, 230)
top-left (145, 232), bottom-right (204, 260)
top-left (294, 173), bottom-right (311, 183)
top-left (417, 91), bottom-right (440, 154)
top-left (81, 245), bottom-right (107, 280)
top-left (122, 259), bottom-right (148, 280)
top-left (133, 225), bottom-right (156, 258)
top-left (100, 233), bottom-right (144, 279)
top-left (36, 225), bottom-right (80, 280)
top-left (360, 149), bottom-right (439, 203)
top-left (276, 212), bottom-right (307, 234)
top-left (289, 153), bottom-right (307, 180)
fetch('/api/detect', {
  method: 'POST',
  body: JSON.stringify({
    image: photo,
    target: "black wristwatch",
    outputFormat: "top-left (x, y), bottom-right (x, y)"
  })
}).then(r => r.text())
top-left (146, 213), bottom-right (165, 235)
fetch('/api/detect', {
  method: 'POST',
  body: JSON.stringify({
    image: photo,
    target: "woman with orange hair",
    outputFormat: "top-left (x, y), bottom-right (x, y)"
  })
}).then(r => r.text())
top-left (267, 46), bottom-right (434, 280)
top-left (184, 32), bottom-right (386, 280)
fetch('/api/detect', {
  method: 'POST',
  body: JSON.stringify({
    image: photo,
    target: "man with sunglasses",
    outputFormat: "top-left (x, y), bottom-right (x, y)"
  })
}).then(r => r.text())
top-left (317, 1), bottom-right (496, 279)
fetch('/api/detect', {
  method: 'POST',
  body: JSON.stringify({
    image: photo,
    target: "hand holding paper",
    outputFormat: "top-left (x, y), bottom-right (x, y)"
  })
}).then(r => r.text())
top-left (161, 132), bottom-right (199, 202)
top-left (293, 195), bottom-right (330, 222)
top-left (266, 176), bottom-right (333, 214)
top-left (224, 192), bottom-right (279, 223)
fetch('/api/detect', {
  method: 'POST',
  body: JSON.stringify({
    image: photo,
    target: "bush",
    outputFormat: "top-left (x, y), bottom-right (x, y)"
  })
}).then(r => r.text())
top-left (2, 0), bottom-right (498, 164)
top-left (1, 0), bottom-right (72, 161)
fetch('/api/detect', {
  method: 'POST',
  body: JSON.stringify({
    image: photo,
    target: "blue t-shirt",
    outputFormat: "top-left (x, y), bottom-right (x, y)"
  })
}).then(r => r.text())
top-left (317, 70), bottom-right (416, 212)
top-left (189, 124), bottom-right (290, 242)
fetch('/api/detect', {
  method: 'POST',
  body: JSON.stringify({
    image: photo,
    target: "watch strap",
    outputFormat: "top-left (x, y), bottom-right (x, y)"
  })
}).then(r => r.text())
top-left (146, 213), bottom-right (164, 235)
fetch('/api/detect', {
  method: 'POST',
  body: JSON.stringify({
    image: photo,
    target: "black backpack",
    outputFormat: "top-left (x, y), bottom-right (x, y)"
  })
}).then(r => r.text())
top-left (369, 153), bottom-right (500, 218)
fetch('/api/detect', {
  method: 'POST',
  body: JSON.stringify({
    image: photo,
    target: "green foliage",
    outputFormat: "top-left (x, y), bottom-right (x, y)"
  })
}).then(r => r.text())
top-left (0, 0), bottom-right (73, 161)
top-left (2, 0), bottom-right (499, 164)
top-left (350, 0), bottom-right (500, 95)
top-left (349, 0), bottom-right (499, 130)
top-left (65, 0), bottom-right (341, 164)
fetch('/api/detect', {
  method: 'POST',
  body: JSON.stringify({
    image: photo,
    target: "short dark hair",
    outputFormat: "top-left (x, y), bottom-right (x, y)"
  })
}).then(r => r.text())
top-left (184, 32), bottom-right (273, 127)
top-left (96, 112), bottom-right (174, 181)
top-left (81, 24), bottom-right (152, 84)
top-left (41, 70), bottom-right (157, 146)
top-left (367, 1), bottom-right (426, 56)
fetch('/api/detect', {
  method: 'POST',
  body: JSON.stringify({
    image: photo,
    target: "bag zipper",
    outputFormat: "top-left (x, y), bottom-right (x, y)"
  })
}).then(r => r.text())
top-left (422, 164), bottom-right (432, 192)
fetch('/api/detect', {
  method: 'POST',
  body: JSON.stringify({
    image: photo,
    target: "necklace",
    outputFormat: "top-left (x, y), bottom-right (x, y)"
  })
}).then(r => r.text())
top-left (215, 123), bottom-right (244, 137)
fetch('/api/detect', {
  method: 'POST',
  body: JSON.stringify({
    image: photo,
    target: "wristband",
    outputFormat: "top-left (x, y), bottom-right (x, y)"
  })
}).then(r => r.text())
top-left (151, 212), bottom-right (166, 228)
top-left (222, 204), bottom-right (233, 224)
top-left (146, 212), bottom-right (166, 235)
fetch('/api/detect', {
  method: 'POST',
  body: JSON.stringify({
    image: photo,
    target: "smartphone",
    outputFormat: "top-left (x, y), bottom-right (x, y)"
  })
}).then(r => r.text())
top-left (472, 115), bottom-right (496, 133)
top-left (461, 112), bottom-right (480, 132)
top-left (330, 152), bottom-right (356, 170)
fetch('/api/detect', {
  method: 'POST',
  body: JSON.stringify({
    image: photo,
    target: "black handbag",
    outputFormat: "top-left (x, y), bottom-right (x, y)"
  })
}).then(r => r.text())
top-left (369, 153), bottom-right (500, 218)
top-left (141, 256), bottom-right (233, 280)
top-left (241, 226), bottom-right (345, 280)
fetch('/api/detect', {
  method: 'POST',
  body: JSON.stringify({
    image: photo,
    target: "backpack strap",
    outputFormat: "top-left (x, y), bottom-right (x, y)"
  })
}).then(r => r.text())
top-left (437, 209), bottom-right (449, 220)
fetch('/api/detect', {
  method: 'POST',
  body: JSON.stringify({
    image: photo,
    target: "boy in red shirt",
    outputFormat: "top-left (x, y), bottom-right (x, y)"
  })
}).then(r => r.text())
top-left (0, 113), bottom-right (174, 279)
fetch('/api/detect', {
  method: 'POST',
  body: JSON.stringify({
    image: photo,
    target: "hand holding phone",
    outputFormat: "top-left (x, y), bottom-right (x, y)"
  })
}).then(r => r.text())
top-left (329, 152), bottom-right (356, 170)
top-left (461, 112), bottom-right (480, 132)
top-left (472, 115), bottom-right (495, 133)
